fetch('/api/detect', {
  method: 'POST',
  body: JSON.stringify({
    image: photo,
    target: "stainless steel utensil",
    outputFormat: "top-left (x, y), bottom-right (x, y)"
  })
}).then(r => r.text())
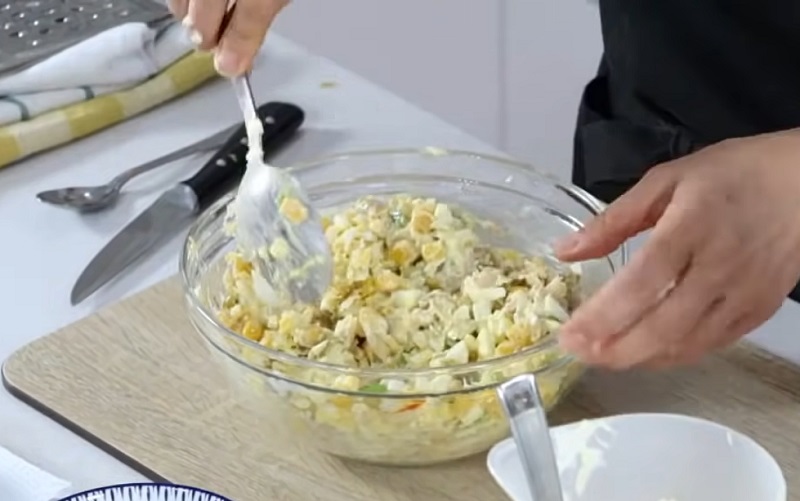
top-left (36, 123), bottom-right (241, 212)
top-left (0, 0), bottom-right (171, 77)
top-left (230, 74), bottom-right (332, 305)
top-left (497, 374), bottom-right (564, 501)
top-left (70, 101), bottom-right (305, 305)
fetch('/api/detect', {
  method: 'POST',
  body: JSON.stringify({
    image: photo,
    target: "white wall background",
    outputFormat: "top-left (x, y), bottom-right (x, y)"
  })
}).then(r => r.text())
top-left (272, 0), bottom-right (603, 181)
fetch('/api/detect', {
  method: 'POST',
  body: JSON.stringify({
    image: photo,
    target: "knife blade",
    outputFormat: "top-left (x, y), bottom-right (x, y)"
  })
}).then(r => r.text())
top-left (70, 101), bottom-right (305, 305)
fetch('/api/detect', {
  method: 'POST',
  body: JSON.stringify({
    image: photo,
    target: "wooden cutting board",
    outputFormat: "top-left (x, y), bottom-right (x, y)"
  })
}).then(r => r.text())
top-left (4, 277), bottom-right (800, 501)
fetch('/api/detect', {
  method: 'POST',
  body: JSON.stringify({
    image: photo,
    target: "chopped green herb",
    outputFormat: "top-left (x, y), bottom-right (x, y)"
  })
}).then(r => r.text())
top-left (390, 210), bottom-right (407, 226)
top-left (360, 383), bottom-right (388, 393)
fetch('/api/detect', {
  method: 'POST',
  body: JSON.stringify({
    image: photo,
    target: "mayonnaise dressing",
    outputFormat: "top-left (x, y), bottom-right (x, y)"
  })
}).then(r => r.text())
top-left (244, 115), bottom-right (264, 171)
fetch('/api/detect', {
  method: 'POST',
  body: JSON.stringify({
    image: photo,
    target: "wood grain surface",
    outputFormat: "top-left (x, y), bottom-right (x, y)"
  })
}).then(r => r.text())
top-left (3, 277), bottom-right (800, 501)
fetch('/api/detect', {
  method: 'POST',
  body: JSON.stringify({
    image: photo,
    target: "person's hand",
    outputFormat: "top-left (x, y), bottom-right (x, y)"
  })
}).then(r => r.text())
top-left (168, 0), bottom-right (289, 76)
top-left (554, 129), bottom-right (800, 370)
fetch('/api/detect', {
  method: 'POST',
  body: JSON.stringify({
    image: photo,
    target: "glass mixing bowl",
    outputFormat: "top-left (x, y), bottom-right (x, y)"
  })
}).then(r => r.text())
top-left (180, 148), bottom-right (626, 466)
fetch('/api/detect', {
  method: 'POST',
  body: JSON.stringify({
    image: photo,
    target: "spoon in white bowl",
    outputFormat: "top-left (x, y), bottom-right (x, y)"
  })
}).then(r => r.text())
top-left (229, 74), bottom-right (332, 305)
top-left (497, 374), bottom-right (564, 501)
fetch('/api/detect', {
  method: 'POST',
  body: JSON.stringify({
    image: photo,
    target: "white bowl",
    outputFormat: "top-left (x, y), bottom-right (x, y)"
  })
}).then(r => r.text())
top-left (487, 413), bottom-right (785, 501)
top-left (59, 483), bottom-right (232, 501)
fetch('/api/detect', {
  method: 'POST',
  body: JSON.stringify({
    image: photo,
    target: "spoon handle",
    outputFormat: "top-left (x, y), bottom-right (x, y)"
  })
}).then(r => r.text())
top-left (181, 101), bottom-right (305, 210)
top-left (109, 123), bottom-right (239, 188)
top-left (231, 73), bottom-right (260, 122)
top-left (497, 374), bottom-right (564, 501)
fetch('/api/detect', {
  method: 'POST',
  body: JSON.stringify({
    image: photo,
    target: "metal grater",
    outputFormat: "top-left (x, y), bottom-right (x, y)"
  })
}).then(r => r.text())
top-left (0, 0), bottom-right (172, 77)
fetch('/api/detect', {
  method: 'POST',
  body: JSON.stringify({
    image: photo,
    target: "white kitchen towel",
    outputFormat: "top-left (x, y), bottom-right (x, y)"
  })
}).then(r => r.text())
top-left (0, 445), bottom-right (72, 501)
top-left (0, 20), bottom-right (194, 126)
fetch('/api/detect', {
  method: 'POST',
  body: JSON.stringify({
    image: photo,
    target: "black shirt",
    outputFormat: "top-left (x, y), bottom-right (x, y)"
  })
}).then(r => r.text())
top-left (572, 0), bottom-right (800, 299)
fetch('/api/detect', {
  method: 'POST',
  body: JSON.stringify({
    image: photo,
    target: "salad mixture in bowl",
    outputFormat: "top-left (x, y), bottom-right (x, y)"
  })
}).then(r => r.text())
top-left (181, 149), bottom-right (625, 466)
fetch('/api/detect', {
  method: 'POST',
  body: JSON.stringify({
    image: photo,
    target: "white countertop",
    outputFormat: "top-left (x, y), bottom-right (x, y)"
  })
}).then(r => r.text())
top-left (1, 34), bottom-right (799, 497)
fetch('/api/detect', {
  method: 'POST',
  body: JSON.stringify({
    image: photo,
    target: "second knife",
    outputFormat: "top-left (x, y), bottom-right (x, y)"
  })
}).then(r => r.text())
top-left (70, 101), bottom-right (305, 306)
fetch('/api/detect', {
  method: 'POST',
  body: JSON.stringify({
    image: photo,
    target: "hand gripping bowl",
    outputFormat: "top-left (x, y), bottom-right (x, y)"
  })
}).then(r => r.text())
top-left (180, 148), bottom-right (627, 466)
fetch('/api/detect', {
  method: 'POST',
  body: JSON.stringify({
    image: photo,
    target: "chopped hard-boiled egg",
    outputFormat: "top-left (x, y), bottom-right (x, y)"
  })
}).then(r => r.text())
top-left (217, 193), bottom-right (584, 464)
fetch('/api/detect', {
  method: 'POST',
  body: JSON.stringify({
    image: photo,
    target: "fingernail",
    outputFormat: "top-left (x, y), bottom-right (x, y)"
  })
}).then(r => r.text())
top-left (214, 48), bottom-right (241, 77)
top-left (189, 29), bottom-right (202, 46)
top-left (554, 233), bottom-right (581, 255)
top-left (181, 17), bottom-right (203, 46)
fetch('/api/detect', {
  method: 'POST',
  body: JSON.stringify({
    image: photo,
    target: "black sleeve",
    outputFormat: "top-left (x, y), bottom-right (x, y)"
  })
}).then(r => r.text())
top-left (571, 59), bottom-right (800, 303)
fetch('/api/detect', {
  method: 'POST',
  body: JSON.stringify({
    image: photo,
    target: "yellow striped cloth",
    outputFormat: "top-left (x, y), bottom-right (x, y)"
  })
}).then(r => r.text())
top-left (0, 50), bottom-right (218, 170)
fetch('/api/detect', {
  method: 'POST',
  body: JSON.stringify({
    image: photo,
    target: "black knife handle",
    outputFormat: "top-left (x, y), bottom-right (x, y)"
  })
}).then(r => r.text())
top-left (181, 101), bottom-right (305, 210)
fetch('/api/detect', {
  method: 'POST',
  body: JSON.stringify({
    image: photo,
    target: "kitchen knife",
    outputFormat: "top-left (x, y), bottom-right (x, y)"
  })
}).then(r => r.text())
top-left (70, 101), bottom-right (305, 306)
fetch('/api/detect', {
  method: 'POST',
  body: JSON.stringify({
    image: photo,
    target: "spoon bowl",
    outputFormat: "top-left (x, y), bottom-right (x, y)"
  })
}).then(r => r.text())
top-left (235, 164), bottom-right (333, 304)
top-left (36, 185), bottom-right (118, 212)
top-left (230, 74), bottom-right (332, 305)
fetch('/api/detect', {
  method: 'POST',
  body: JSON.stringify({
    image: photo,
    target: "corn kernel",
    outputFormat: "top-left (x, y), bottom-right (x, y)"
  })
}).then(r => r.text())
top-left (321, 215), bottom-right (332, 231)
top-left (295, 325), bottom-right (326, 348)
top-left (421, 240), bottom-right (446, 263)
top-left (495, 248), bottom-right (522, 262)
top-left (242, 320), bottom-right (262, 341)
top-left (368, 217), bottom-right (388, 236)
top-left (278, 312), bottom-right (297, 335)
top-left (233, 256), bottom-right (253, 275)
top-left (410, 209), bottom-right (434, 233)
top-left (258, 330), bottom-right (276, 348)
top-left (425, 276), bottom-right (441, 289)
top-left (279, 196), bottom-right (309, 224)
top-left (484, 394), bottom-right (504, 419)
top-left (330, 395), bottom-right (354, 409)
top-left (268, 238), bottom-right (291, 260)
top-left (495, 340), bottom-right (516, 357)
top-left (218, 310), bottom-right (237, 330)
top-left (506, 324), bottom-right (530, 345)
top-left (388, 240), bottom-right (418, 267)
top-left (332, 374), bottom-right (361, 391)
top-left (375, 270), bottom-right (403, 292)
top-left (357, 278), bottom-right (377, 297)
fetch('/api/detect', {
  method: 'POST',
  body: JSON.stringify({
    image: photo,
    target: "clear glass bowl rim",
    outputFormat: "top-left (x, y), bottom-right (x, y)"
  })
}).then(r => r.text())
top-left (179, 147), bottom-right (627, 381)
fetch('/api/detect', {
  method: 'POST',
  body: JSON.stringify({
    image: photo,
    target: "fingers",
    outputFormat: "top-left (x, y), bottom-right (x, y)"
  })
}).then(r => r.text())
top-left (643, 298), bottom-right (732, 369)
top-left (559, 201), bottom-right (697, 352)
top-left (574, 264), bottom-right (717, 369)
top-left (215, 0), bottom-right (287, 76)
top-left (175, 0), bottom-right (288, 76)
top-left (555, 167), bottom-right (678, 262)
top-left (638, 283), bottom-right (783, 370)
top-left (185, 0), bottom-right (230, 51)
top-left (640, 308), bottom-right (727, 370)
top-left (686, 288), bottom-right (783, 359)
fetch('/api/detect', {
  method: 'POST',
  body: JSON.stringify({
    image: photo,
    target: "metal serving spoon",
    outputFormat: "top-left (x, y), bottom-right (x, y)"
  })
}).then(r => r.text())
top-left (230, 74), bottom-right (332, 305)
top-left (35, 123), bottom-right (238, 212)
top-left (497, 374), bottom-right (564, 501)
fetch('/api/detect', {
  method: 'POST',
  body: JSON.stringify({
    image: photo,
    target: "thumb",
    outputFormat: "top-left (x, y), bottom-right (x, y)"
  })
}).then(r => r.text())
top-left (555, 168), bottom-right (677, 261)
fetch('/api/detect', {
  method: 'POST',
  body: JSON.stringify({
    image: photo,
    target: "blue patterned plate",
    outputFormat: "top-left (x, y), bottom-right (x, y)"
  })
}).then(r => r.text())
top-left (59, 483), bottom-right (233, 501)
